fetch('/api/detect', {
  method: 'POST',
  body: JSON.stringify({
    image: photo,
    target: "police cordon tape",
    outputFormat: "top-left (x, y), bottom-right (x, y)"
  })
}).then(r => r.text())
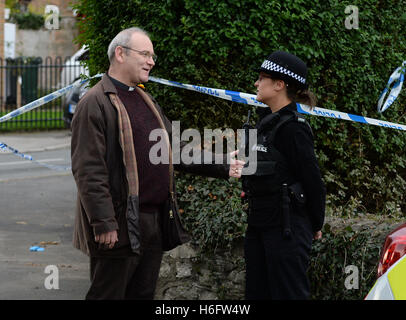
top-left (148, 75), bottom-right (406, 131)
top-left (0, 69), bottom-right (405, 171)
top-left (377, 61), bottom-right (405, 114)
top-left (0, 77), bottom-right (90, 123)
top-left (0, 142), bottom-right (70, 171)
top-left (1, 72), bottom-right (403, 128)
top-left (0, 75), bottom-right (101, 171)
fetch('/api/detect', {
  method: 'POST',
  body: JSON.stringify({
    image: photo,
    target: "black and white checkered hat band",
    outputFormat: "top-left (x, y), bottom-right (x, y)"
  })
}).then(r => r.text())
top-left (261, 60), bottom-right (306, 84)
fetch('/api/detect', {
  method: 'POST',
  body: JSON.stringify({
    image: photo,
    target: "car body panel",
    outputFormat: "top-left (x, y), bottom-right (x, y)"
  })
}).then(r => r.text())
top-left (366, 254), bottom-right (406, 300)
top-left (59, 45), bottom-right (89, 88)
top-left (387, 254), bottom-right (406, 299)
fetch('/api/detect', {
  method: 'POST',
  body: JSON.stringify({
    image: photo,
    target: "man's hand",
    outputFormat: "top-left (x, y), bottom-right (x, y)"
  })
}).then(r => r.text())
top-left (229, 150), bottom-right (245, 178)
top-left (95, 230), bottom-right (118, 249)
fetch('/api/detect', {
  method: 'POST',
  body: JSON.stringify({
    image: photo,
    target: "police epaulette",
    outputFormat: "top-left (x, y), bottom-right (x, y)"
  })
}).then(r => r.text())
top-left (297, 115), bottom-right (306, 123)
top-left (296, 114), bottom-right (314, 137)
top-left (267, 111), bottom-right (313, 143)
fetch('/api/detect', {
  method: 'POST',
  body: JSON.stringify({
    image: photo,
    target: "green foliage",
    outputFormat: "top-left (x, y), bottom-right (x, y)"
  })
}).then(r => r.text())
top-left (308, 222), bottom-right (387, 300)
top-left (10, 11), bottom-right (44, 30)
top-left (74, 0), bottom-right (406, 216)
top-left (7, 0), bottom-right (50, 30)
top-left (176, 172), bottom-right (399, 299)
top-left (74, 1), bottom-right (406, 298)
top-left (175, 172), bottom-right (247, 251)
top-left (0, 111), bottom-right (65, 131)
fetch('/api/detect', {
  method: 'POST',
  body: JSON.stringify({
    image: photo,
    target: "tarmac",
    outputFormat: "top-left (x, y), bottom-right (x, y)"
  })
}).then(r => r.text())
top-left (0, 130), bottom-right (90, 300)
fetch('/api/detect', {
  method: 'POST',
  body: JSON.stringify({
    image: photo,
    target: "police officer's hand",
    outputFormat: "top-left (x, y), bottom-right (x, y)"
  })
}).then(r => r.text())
top-left (313, 230), bottom-right (322, 240)
top-left (95, 230), bottom-right (118, 249)
top-left (229, 150), bottom-right (245, 178)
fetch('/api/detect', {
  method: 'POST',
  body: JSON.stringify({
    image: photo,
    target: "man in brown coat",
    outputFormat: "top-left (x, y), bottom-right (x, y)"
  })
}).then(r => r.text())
top-left (71, 27), bottom-right (244, 299)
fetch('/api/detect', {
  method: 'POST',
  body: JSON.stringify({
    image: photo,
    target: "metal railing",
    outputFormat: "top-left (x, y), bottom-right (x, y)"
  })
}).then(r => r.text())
top-left (0, 56), bottom-right (85, 131)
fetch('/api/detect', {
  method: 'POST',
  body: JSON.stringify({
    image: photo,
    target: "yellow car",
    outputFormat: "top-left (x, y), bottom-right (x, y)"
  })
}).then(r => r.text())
top-left (365, 223), bottom-right (406, 300)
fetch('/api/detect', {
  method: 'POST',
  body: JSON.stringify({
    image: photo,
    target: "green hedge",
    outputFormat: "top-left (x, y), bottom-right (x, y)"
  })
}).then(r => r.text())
top-left (74, 0), bottom-right (406, 216)
top-left (6, 0), bottom-right (45, 30)
top-left (309, 221), bottom-right (386, 300)
top-left (73, 1), bottom-right (406, 298)
top-left (176, 172), bottom-right (247, 251)
top-left (10, 11), bottom-right (44, 30)
top-left (176, 172), bottom-right (401, 299)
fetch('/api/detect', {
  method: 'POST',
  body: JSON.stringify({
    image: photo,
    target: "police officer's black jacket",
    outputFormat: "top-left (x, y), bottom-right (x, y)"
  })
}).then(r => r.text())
top-left (244, 102), bottom-right (326, 233)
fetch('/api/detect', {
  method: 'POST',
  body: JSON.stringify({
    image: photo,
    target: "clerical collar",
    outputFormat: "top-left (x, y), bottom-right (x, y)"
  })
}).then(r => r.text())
top-left (108, 74), bottom-right (136, 91)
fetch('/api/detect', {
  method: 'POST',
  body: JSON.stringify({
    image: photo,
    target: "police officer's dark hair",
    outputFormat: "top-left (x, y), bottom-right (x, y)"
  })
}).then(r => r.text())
top-left (267, 75), bottom-right (317, 109)
top-left (286, 84), bottom-right (318, 109)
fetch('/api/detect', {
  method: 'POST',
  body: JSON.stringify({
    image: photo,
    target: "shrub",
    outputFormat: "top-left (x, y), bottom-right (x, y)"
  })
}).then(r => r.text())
top-left (176, 172), bottom-right (247, 251)
top-left (176, 172), bottom-right (401, 299)
top-left (73, 0), bottom-right (406, 299)
top-left (74, 0), bottom-right (406, 216)
top-left (10, 11), bottom-right (44, 30)
top-left (308, 221), bottom-right (385, 300)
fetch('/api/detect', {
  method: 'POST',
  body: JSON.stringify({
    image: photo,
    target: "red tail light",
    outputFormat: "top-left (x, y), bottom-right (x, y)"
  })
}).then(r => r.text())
top-left (377, 223), bottom-right (406, 278)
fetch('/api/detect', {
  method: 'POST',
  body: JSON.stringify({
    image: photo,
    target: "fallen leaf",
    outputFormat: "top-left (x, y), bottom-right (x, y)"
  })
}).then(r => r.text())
top-left (39, 241), bottom-right (60, 246)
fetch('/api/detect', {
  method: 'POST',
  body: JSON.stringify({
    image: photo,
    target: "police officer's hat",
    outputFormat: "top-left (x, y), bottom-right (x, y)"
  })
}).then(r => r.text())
top-left (255, 50), bottom-right (308, 90)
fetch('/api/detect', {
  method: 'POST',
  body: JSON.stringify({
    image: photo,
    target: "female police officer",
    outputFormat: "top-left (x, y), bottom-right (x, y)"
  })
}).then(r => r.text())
top-left (241, 50), bottom-right (326, 299)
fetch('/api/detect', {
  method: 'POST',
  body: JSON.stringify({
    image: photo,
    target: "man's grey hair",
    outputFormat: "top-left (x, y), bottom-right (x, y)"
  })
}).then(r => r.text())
top-left (107, 27), bottom-right (150, 62)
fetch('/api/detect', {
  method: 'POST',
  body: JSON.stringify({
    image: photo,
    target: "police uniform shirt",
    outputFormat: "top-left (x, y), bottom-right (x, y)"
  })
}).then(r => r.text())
top-left (254, 102), bottom-right (326, 233)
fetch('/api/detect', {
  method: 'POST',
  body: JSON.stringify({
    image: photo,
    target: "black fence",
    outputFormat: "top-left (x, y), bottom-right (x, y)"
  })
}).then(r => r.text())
top-left (0, 56), bottom-right (85, 131)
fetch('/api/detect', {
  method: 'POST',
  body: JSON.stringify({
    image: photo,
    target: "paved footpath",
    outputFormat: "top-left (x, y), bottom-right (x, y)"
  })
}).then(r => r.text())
top-left (0, 130), bottom-right (90, 300)
top-left (0, 130), bottom-right (72, 153)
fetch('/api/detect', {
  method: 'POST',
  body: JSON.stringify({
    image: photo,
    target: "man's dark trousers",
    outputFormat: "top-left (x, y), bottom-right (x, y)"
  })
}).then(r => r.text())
top-left (86, 211), bottom-right (163, 300)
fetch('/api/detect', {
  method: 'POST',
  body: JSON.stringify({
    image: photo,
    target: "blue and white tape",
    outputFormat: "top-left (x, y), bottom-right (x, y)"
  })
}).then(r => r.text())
top-left (2, 69), bottom-right (406, 172)
top-left (377, 61), bottom-right (405, 113)
top-left (2, 72), bottom-right (403, 129)
top-left (149, 76), bottom-right (267, 108)
top-left (0, 75), bottom-right (101, 170)
top-left (149, 76), bottom-right (406, 131)
top-left (0, 78), bottom-right (86, 123)
top-left (297, 104), bottom-right (406, 131)
top-left (0, 74), bottom-right (104, 123)
top-left (0, 142), bottom-right (71, 171)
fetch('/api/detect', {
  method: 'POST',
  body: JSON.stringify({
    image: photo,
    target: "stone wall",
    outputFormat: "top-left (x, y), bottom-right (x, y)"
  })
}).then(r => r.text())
top-left (154, 215), bottom-right (403, 300)
top-left (155, 241), bottom-right (246, 300)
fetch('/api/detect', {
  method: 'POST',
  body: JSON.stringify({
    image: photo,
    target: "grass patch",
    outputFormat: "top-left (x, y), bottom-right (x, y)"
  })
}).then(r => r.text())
top-left (0, 109), bottom-right (65, 131)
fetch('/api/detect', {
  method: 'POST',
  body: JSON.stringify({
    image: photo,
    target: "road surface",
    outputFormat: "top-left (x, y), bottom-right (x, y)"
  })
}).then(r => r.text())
top-left (0, 146), bottom-right (90, 299)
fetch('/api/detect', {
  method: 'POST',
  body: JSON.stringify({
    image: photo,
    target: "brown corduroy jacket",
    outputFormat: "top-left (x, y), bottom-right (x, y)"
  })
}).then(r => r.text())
top-left (71, 74), bottom-right (229, 257)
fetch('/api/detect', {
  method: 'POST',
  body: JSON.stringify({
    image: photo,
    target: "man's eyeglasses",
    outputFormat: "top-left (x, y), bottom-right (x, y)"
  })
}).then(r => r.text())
top-left (121, 46), bottom-right (157, 62)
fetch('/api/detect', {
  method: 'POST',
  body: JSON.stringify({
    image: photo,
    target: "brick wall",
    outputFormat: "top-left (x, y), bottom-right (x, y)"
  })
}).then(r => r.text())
top-left (0, 0), bottom-right (4, 60)
top-left (27, 0), bottom-right (77, 17)
top-left (13, 0), bottom-right (81, 59)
